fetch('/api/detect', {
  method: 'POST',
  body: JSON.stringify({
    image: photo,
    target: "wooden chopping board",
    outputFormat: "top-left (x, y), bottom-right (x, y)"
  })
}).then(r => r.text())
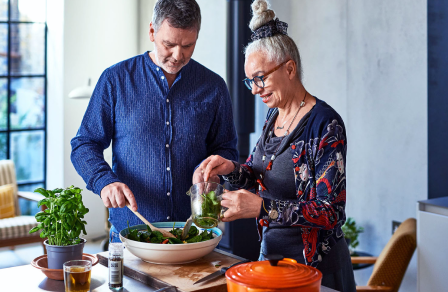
top-left (97, 249), bottom-right (246, 292)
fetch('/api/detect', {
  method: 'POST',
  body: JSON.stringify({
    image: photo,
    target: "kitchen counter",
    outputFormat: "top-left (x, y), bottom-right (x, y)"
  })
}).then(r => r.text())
top-left (2, 249), bottom-right (339, 291)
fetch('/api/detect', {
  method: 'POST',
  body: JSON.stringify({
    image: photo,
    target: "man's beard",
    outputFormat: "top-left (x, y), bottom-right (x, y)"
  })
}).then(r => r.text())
top-left (154, 48), bottom-right (187, 74)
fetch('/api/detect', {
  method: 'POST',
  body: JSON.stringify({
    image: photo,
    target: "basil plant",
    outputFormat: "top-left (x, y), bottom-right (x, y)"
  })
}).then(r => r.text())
top-left (29, 186), bottom-right (89, 246)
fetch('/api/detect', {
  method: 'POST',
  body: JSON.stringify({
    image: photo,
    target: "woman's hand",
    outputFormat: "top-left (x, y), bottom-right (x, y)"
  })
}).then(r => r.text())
top-left (220, 189), bottom-right (262, 222)
top-left (193, 155), bottom-right (235, 184)
top-left (192, 167), bottom-right (220, 184)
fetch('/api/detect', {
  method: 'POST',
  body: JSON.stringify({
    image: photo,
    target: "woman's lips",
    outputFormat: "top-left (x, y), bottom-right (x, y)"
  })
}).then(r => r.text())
top-left (261, 93), bottom-right (272, 103)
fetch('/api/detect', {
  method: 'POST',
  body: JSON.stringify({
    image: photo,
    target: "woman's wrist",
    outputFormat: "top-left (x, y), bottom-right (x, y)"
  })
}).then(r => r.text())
top-left (226, 160), bottom-right (238, 175)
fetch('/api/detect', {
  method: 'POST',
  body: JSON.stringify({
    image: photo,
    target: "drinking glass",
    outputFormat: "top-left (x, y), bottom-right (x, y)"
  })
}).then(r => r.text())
top-left (63, 260), bottom-right (92, 292)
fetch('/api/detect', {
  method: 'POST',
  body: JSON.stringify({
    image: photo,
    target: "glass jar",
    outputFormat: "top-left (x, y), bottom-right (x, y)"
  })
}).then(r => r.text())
top-left (108, 242), bottom-right (124, 290)
top-left (186, 182), bottom-right (226, 229)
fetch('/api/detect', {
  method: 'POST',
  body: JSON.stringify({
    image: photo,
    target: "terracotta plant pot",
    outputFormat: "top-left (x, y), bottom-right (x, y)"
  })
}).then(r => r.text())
top-left (44, 238), bottom-right (86, 270)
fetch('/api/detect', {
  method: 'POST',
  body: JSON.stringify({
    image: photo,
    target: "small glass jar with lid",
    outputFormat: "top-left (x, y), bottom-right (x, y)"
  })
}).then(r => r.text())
top-left (108, 242), bottom-right (124, 290)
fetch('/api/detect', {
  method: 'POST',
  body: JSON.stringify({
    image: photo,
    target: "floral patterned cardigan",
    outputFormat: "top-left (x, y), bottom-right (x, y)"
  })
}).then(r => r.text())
top-left (224, 97), bottom-right (347, 267)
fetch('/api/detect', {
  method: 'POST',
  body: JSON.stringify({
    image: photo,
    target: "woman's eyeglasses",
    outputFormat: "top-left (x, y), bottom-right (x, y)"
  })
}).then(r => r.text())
top-left (242, 60), bottom-right (290, 90)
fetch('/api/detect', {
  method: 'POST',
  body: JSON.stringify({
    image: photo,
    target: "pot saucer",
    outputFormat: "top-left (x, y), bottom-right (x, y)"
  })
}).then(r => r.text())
top-left (31, 253), bottom-right (99, 281)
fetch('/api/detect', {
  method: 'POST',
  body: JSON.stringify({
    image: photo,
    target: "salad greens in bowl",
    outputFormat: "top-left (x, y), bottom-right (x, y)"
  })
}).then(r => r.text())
top-left (124, 221), bottom-right (214, 244)
top-left (119, 222), bottom-right (222, 264)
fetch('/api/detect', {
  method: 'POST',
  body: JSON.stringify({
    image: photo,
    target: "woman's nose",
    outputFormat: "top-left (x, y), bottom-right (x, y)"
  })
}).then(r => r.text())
top-left (251, 84), bottom-right (262, 95)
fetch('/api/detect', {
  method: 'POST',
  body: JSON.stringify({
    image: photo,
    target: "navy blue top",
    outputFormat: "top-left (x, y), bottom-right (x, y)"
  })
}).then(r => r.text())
top-left (71, 52), bottom-right (238, 233)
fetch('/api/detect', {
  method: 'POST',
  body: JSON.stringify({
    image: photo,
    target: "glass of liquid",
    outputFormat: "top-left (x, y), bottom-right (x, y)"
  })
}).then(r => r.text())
top-left (63, 260), bottom-right (92, 292)
top-left (186, 182), bottom-right (227, 229)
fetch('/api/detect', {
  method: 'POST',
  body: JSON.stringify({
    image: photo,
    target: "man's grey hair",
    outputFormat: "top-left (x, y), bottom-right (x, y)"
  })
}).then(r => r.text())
top-left (152, 0), bottom-right (201, 33)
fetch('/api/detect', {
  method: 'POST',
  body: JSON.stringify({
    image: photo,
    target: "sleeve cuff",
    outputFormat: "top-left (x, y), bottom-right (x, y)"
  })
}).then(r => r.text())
top-left (93, 174), bottom-right (122, 196)
top-left (222, 160), bottom-right (241, 183)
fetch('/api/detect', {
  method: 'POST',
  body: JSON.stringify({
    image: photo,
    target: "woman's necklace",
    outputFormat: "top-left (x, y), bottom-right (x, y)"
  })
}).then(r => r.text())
top-left (256, 91), bottom-right (307, 200)
top-left (275, 120), bottom-right (288, 130)
top-left (275, 95), bottom-right (307, 133)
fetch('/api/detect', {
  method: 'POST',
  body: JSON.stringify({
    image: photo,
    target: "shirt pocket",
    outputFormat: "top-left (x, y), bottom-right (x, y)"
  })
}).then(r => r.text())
top-left (174, 101), bottom-right (213, 145)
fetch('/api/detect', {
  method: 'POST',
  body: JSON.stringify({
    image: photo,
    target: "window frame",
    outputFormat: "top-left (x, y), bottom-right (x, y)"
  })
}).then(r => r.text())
top-left (0, 0), bottom-right (47, 190)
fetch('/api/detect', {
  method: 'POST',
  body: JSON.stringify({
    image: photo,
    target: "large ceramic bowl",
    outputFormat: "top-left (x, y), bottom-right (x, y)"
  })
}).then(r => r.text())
top-left (119, 222), bottom-right (222, 264)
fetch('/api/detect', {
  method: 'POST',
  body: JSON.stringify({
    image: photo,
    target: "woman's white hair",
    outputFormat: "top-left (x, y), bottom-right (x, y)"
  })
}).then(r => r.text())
top-left (245, 0), bottom-right (303, 81)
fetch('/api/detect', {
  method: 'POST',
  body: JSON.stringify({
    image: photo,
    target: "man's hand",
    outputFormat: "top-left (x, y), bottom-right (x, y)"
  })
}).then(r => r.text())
top-left (192, 155), bottom-right (235, 184)
top-left (100, 182), bottom-right (138, 211)
top-left (220, 189), bottom-right (262, 222)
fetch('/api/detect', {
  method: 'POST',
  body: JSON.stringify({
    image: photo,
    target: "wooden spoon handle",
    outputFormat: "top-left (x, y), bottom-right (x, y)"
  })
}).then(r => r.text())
top-left (126, 203), bottom-right (175, 238)
top-left (126, 204), bottom-right (151, 225)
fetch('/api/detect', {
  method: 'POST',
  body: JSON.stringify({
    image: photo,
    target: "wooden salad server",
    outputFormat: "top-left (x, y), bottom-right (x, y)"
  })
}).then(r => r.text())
top-left (181, 216), bottom-right (193, 240)
top-left (126, 203), bottom-right (176, 238)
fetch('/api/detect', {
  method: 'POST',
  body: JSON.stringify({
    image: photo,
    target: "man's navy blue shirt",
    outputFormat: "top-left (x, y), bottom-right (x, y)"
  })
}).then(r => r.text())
top-left (71, 52), bottom-right (238, 233)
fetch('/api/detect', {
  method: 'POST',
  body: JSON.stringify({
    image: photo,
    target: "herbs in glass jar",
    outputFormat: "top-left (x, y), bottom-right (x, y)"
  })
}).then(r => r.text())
top-left (192, 190), bottom-right (221, 228)
top-left (29, 186), bottom-right (89, 246)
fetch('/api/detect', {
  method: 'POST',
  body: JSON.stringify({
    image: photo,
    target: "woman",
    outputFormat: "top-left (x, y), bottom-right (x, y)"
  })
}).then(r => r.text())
top-left (194, 0), bottom-right (356, 290)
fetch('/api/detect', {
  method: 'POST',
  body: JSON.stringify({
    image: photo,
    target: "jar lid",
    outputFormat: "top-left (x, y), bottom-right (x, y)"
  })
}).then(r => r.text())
top-left (225, 255), bottom-right (322, 289)
top-left (109, 242), bottom-right (123, 255)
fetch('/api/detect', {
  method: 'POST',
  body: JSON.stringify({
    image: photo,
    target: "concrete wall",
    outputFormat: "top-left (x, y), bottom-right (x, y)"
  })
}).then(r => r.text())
top-left (266, 1), bottom-right (427, 291)
top-left (345, 1), bottom-right (427, 290)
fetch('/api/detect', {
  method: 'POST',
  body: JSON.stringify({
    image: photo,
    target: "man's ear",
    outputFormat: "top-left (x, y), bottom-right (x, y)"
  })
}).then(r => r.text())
top-left (149, 22), bottom-right (155, 42)
top-left (285, 60), bottom-right (297, 80)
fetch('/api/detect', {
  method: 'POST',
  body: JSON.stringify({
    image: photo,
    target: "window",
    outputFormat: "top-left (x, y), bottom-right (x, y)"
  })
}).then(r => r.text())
top-left (0, 0), bottom-right (47, 215)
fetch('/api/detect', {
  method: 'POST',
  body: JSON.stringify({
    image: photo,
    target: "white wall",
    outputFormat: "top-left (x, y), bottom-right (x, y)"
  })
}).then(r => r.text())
top-left (267, 1), bottom-right (426, 291)
top-left (46, 0), bottom-right (139, 239)
top-left (193, 0), bottom-right (227, 80)
top-left (46, 0), bottom-right (64, 191)
top-left (138, 0), bottom-right (156, 53)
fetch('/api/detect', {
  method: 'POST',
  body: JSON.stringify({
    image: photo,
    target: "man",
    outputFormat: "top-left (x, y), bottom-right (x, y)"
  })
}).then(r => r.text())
top-left (71, 0), bottom-right (238, 242)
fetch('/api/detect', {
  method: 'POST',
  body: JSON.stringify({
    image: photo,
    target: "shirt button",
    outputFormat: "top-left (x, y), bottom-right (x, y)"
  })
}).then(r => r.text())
top-left (166, 121), bottom-right (169, 125)
top-left (156, 67), bottom-right (159, 71)
top-left (167, 192), bottom-right (170, 196)
top-left (166, 99), bottom-right (169, 103)
top-left (161, 76), bottom-right (165, 80)
top-left (166, 144), bottom-right (169, 148)
top-left (167, 167), bottom-right (170, 171)
top-left (167, 216), bottom-right (170, 220)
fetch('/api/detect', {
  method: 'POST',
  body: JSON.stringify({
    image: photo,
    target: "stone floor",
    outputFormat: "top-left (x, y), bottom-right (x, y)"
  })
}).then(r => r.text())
top-left (0, 238), bottom-right (106, 269)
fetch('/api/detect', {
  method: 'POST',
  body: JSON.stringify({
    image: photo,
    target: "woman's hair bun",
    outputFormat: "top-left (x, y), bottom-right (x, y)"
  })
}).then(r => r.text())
top-left (249, 0), bottom-right (276, 31)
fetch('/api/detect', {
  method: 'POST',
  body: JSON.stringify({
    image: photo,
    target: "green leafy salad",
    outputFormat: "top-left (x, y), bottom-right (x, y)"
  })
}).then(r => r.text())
top-left (126, 222), bottom-right (214, 244)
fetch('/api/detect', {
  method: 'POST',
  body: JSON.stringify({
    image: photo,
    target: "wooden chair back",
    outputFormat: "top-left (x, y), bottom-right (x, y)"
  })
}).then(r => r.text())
top-left (367, 218), bottom-right (417, 292)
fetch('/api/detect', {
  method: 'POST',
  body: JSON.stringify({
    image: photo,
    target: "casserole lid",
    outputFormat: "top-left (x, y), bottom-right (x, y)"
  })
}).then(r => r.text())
top-left (225, 255), bottom-right (322, 289)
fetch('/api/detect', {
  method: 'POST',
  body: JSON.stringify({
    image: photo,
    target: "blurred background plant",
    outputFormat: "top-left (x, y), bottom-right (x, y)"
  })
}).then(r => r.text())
top-left (342, 217), bottom-right (364, 254)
